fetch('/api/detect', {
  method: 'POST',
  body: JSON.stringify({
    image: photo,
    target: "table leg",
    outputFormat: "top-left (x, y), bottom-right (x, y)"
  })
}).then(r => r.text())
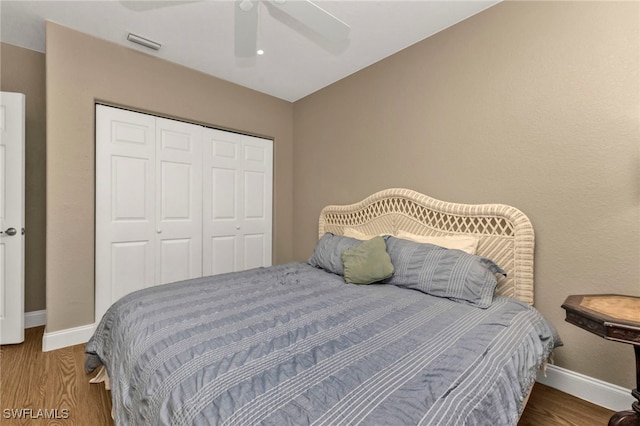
top-left (608, 346), bottom-right (640, 426)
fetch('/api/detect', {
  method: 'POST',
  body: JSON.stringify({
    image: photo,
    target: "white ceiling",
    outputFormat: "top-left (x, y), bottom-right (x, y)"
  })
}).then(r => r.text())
top-left (0, 0), bottom-right (499, 102)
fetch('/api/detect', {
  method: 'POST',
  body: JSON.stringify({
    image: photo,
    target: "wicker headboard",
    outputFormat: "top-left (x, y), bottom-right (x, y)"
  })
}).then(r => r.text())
top-left (318, 188), bottom-right (535, 305)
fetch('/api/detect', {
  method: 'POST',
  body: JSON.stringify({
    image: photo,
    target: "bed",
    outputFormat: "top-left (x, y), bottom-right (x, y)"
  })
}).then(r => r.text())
top-left (86, 188), bottom-right (560, 425)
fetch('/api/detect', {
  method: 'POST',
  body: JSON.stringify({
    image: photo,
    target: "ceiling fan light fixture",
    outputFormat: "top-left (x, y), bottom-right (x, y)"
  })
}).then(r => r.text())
top-left (235, 0), bottom-right (350, 58)
top-left (127, 33), bottom-right (161, 51)
top-left (238, 0), bottom-right (255, 12)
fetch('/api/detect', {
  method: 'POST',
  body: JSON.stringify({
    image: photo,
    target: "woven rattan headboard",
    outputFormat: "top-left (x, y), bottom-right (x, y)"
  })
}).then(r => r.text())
top-left (318, 188), bottom-right (535, 305)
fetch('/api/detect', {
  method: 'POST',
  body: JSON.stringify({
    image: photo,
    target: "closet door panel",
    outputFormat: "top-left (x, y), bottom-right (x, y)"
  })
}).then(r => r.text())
top-left (244, 171), bottom-right (265, 219)
top-left (111, 241), bottom-right (150, 298)
top-left (212, 168), bottom-right (237, 220)
top-left (243, 234), bottom-right (266, 270)
top-left (160, 162), bottom-right (192, 219)
top-left (159, 238), bottom-right (193, 284)
top-left (95, 106), bottom-right (156, 322)
top-left (210, 236), bottom-right (236, 275)
top-left (203, 129), bottom-right (272, 275)
top-left (202, 129), bottom-right (243, 275)
top-left (241, 137), bottom-right (273, 269)
top-left (155, 117), bottom-right (203, 285)
top-left (111, 156), bottom-right (149, 221)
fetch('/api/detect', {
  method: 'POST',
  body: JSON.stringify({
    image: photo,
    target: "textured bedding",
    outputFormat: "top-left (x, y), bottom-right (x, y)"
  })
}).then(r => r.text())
top-left (86, 262), bottom-right (559, 426)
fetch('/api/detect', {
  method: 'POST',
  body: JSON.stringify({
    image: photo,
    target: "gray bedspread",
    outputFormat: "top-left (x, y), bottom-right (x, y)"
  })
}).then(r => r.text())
top-left (86, 262), bottom-right (560, 426)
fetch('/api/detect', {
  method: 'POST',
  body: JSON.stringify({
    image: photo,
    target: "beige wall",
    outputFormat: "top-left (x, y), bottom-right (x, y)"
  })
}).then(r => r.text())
top-left (293, 1), bottom-right (640, 390)
top-left (7, 0), bottom-right (639, 392)
top-left (0, 42), bottom-right (47, 313)
top-left (45, 22), bottom-right (293, 332)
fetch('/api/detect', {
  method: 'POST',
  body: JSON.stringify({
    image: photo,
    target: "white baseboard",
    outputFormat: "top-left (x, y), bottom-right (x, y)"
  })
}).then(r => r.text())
top-left (42, 323), bottom-right (96, 352)
top-left (24, 309), bottom-right (47, 328)
top-left (536, 364), bottom-right (634, 412)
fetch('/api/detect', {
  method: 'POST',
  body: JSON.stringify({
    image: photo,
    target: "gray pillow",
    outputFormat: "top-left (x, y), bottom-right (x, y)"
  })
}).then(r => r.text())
top-left (308, 233), bottom-right (363, 275)
top-left (342, 236), bottom-right (395, 284)
top-left (384, 236), bottom-right (506, 308)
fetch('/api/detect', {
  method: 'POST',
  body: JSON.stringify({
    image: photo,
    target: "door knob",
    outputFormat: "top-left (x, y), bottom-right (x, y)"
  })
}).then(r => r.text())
top-left (3, 227), bottom-right (17, 236)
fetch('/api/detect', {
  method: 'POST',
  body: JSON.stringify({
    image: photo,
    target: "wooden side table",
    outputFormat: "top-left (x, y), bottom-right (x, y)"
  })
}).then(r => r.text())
top-left (562, 294), bottom-right (640, 426)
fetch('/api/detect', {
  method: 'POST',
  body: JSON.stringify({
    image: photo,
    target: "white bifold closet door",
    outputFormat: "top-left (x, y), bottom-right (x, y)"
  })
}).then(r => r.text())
top-left (202, 128), bottom-right (273, 276)
top-left (95, 105), bottom-right (272, 322)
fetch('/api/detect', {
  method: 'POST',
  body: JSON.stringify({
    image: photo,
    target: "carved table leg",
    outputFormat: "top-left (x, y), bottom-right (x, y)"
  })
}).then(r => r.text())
top-left (609, 410), bottom-right (640, 426)
top-left (608, 346), bottom-right (640, 426)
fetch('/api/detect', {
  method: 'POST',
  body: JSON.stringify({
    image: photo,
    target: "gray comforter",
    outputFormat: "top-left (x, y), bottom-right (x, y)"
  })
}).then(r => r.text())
top-left (86, 262), bottom-right (560, 426)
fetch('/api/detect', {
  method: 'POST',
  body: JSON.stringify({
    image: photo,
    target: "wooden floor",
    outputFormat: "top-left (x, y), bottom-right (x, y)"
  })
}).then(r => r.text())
top-left (0, 326), bottom-right (615, 425)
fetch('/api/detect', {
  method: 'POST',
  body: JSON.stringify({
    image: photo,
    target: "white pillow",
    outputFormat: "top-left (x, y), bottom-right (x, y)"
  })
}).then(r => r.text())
top-left (343, 228), bottom-right (382, 241)
top-left (395, 230), bottom-right (479, 254)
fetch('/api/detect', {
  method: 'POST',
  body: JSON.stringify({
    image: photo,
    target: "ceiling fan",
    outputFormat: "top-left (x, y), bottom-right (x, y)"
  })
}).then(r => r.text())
top-left (121, 1), bottom-right (351, 58)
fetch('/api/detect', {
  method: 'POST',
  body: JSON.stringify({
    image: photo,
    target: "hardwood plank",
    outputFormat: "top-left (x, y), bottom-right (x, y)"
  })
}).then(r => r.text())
top-left (519, 382), bottom-right (615, 425)
top-left (1, 326), bottom-right (615, 425)
top-left (0, 326), bottom-right (112, 425)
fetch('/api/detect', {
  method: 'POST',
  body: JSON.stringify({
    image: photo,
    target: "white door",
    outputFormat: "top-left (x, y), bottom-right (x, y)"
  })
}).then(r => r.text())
top-left (95, 106), bottom-right (205, 322)
top-left (0, 92), bottom-right (25, 345)
top-left (240, 135), bottom-right (273, 269)
top-left (202, 128), bottom-right (272, 275)
top-left (95, 105), bottom-right (156, 322)
top-left (155, 117), bottom-right (202, 285)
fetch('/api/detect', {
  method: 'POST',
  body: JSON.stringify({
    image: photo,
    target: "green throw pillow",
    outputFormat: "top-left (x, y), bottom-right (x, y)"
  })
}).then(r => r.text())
top-left (341, 236), bottom-right (394, 284)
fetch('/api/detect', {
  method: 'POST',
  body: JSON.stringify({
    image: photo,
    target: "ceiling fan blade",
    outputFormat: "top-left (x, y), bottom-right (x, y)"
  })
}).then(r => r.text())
top-left (235, 0), bottom-right (259, 57)
top-left (266, 0), bottom-right (350, 42)
top-left (120, 1), bottom-right (200, 12)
